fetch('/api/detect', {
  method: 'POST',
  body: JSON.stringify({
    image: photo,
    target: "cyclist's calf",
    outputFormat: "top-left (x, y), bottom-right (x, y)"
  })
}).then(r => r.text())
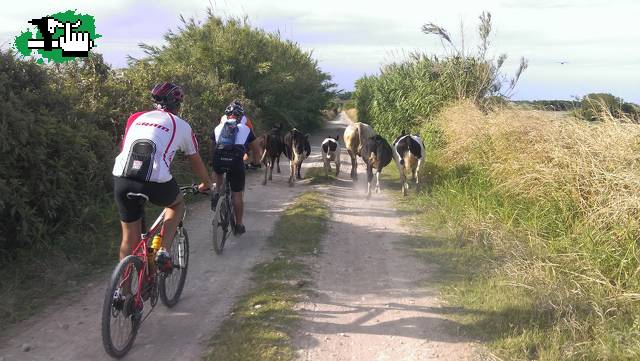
top-left (162, 193), bottom-right (185, 249)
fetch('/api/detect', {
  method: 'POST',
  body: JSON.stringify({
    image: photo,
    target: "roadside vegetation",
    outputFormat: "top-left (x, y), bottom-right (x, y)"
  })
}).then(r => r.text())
top-left (0, 9), bottom-right (333, 327)
top-left (204, 192), bottom-right (329, 361)
top-left (353, 11), bottom-right (640, 360)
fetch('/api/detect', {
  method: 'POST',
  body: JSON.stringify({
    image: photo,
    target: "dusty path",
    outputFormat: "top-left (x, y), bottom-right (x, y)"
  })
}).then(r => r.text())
top-left (1, 112), bottom-right (479, 361)
top-left (296, 113), bottom-right (479, 360)
top-left (0, 155), bottom-right (306, 360)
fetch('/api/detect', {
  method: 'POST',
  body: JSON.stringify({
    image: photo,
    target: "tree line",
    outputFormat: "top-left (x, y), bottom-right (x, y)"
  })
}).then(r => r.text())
top-left (0, 12), bottom-right (334, 260)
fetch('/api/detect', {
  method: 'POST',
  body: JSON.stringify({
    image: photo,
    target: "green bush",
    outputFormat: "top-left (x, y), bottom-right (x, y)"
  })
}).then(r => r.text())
top-left (0, 52), bottom-right (117, 257)
top-left (577, 93), bottom-right (640, 122)
top-left (0, 11), bottom-right (334, 261)
top-left (354, 12), bottom-right (527, 140)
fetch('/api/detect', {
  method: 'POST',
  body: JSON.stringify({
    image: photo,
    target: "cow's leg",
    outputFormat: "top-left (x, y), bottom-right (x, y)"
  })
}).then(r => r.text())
top-left (262, 159), bottom-right (268, 185)
top-left (375, 171), bottom-right (381, 193)
top-left (269, 156), bottom-right (275, 180)
top-left (335, 158), bottom-right (340, 176)
top-left (415, 158), bottom-right (423, 193)
top-left (289, 159), bottom-right (295, 186)
top-left (296, 160), bottom-right (303, 179)
top-left (347, 149), bottom-right (357, 181)
top-left (396, 159), bottom-right (405, 196)
top-left (276, 155), bottom-right (281, 173)
top-left (399, 164), bottom-right (407, 196)
top-left (323, 156), bottom-right (329, 178)
top-left (261, 148), bottom-right (268, 185)
top-left (366, 164), bottom-right (373, 199)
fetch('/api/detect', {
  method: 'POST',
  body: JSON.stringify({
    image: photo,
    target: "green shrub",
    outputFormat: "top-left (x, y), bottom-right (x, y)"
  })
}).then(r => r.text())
top-left (0, 10), bottom-right (334, 260)
top-left (577, 93), bottom-right (640, 122)
top-left (354, 12), bottom-right (527, 140)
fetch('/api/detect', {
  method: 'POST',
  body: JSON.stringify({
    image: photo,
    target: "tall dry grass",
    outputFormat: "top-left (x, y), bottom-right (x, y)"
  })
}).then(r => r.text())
top-left (427, 101), bottom-right (640, 358)
top-left (344, 108), bottom-right (358, 123)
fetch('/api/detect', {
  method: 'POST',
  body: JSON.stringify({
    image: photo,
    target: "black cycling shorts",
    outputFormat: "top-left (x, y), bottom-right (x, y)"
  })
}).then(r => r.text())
top-left (212, 147), bottom-right (246, 193)
top-left (113, 176), bottom-right (179, 223)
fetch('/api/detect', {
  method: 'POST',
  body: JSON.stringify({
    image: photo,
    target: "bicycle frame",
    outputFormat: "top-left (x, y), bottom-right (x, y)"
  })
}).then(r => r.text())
top-left (119, 190), bottom-right (191, 316)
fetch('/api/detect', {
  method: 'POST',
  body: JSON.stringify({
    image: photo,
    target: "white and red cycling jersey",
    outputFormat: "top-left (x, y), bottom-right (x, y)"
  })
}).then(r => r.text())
top-left (113, 109), bottom-right (199, 183)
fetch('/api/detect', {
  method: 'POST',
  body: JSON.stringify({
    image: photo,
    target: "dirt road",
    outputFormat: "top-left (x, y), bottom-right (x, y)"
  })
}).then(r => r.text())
top-left (0, 112), bottom-right (478, 361)
top-left (295, 113), bottom-right (478, 360)
top-left (0, 154), bottom-right (306, 360)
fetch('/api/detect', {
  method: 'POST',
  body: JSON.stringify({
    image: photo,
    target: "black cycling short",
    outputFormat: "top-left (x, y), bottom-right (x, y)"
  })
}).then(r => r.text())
top-left (113, 176), bottom-right (179, 223)
top-left (212, 146), bottom-right (246, 192)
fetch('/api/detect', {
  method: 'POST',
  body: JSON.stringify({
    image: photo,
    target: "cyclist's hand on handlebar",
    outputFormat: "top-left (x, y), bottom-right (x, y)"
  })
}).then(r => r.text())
top-left (198, 182), bottom-right (211, 193)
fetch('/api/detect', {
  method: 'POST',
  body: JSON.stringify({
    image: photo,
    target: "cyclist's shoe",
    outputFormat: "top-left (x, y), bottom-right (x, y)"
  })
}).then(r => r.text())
top-left (211, 192), bottom-right (220, 210)
top-left (234, 224), bottom-right (246, 236)
top-left (155, 248), bottom-right (173, 274)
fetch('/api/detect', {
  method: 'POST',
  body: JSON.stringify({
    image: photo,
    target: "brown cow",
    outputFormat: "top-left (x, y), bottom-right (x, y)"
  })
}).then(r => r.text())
top-left (343, 122), bottom-right (375, 181)
top-left (283, 128), bottom-right (311, 186)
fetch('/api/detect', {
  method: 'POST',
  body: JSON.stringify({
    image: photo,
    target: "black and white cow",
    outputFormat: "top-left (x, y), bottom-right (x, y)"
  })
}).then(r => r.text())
top-left (361, 134), bottom-right (393, 198)
top-left (321, 135), bottom-right (340, 178)
top-left (392, 133), bottom-right (425, 196)
top-left (283, 128), bottom-right (311, 186)
top-left (260, 124), bottom-right (285, 185)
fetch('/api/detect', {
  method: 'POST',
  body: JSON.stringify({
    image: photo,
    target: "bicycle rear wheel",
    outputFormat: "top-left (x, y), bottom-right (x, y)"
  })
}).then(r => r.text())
top-left (212, 195), bottom-right (230, 254)
top-left (159, 226), bottom-right (190, 307)
top-left (101, 255), bottom-right (143, 358)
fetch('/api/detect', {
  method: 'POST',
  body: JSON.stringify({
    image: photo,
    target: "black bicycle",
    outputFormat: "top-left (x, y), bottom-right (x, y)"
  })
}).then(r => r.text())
top-left (211, 172), bottom-right (236, 254)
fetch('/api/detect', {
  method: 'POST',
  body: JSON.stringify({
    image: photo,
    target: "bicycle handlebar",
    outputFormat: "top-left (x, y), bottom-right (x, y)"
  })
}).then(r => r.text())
top-left (179, 184), bottom-right (209, 195)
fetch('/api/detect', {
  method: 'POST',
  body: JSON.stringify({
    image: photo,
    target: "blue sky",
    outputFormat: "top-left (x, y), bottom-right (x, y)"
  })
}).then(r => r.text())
top-left (2, 0), bottom-right (638, 102)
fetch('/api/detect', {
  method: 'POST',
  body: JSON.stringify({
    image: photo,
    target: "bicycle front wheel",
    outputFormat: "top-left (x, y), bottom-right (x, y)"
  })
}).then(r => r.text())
top-left (159, 226), bottom-right (190, 307)
top-left (101, 255), bottom-right (143, 358)
top-left (212, 196), bottom-right (229, 254)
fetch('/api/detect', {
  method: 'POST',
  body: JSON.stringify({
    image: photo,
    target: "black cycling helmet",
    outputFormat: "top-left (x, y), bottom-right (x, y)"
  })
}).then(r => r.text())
top-left (224, 100), bottom-right (245, 117)
top-left (151, 82), bottom-right (184, 108)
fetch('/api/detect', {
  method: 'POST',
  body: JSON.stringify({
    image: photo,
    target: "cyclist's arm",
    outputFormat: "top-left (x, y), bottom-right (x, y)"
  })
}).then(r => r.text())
top-left (187, 153), bottom-right (212, 190)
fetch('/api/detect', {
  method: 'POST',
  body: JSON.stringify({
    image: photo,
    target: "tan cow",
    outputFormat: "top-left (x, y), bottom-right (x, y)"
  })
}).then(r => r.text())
top-left (343, 122), bottom-right (375, 181)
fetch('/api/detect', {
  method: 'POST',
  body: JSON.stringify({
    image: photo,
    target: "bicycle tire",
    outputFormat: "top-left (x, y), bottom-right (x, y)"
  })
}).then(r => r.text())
top-left (159, 227), bottom-right (190, 307)
top-left (212, 195), bottom-right (229, 254)
top-left (101, 255), bottom-right (144, 358)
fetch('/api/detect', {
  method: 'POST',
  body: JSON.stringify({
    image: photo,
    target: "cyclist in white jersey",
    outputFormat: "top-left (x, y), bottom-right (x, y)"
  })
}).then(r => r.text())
top-left (210, 102), bottom-right (256, 235)
top-left (112, 82), bottom-right (211, 272)
top-left (219, 100), bottom-right (261, 168)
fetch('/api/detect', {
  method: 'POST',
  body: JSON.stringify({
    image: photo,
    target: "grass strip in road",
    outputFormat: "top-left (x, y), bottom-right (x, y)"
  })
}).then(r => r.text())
top-left (204, 192), bottom-right (329, 361)
top-left (304, 167), bottom-right (337, 185)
